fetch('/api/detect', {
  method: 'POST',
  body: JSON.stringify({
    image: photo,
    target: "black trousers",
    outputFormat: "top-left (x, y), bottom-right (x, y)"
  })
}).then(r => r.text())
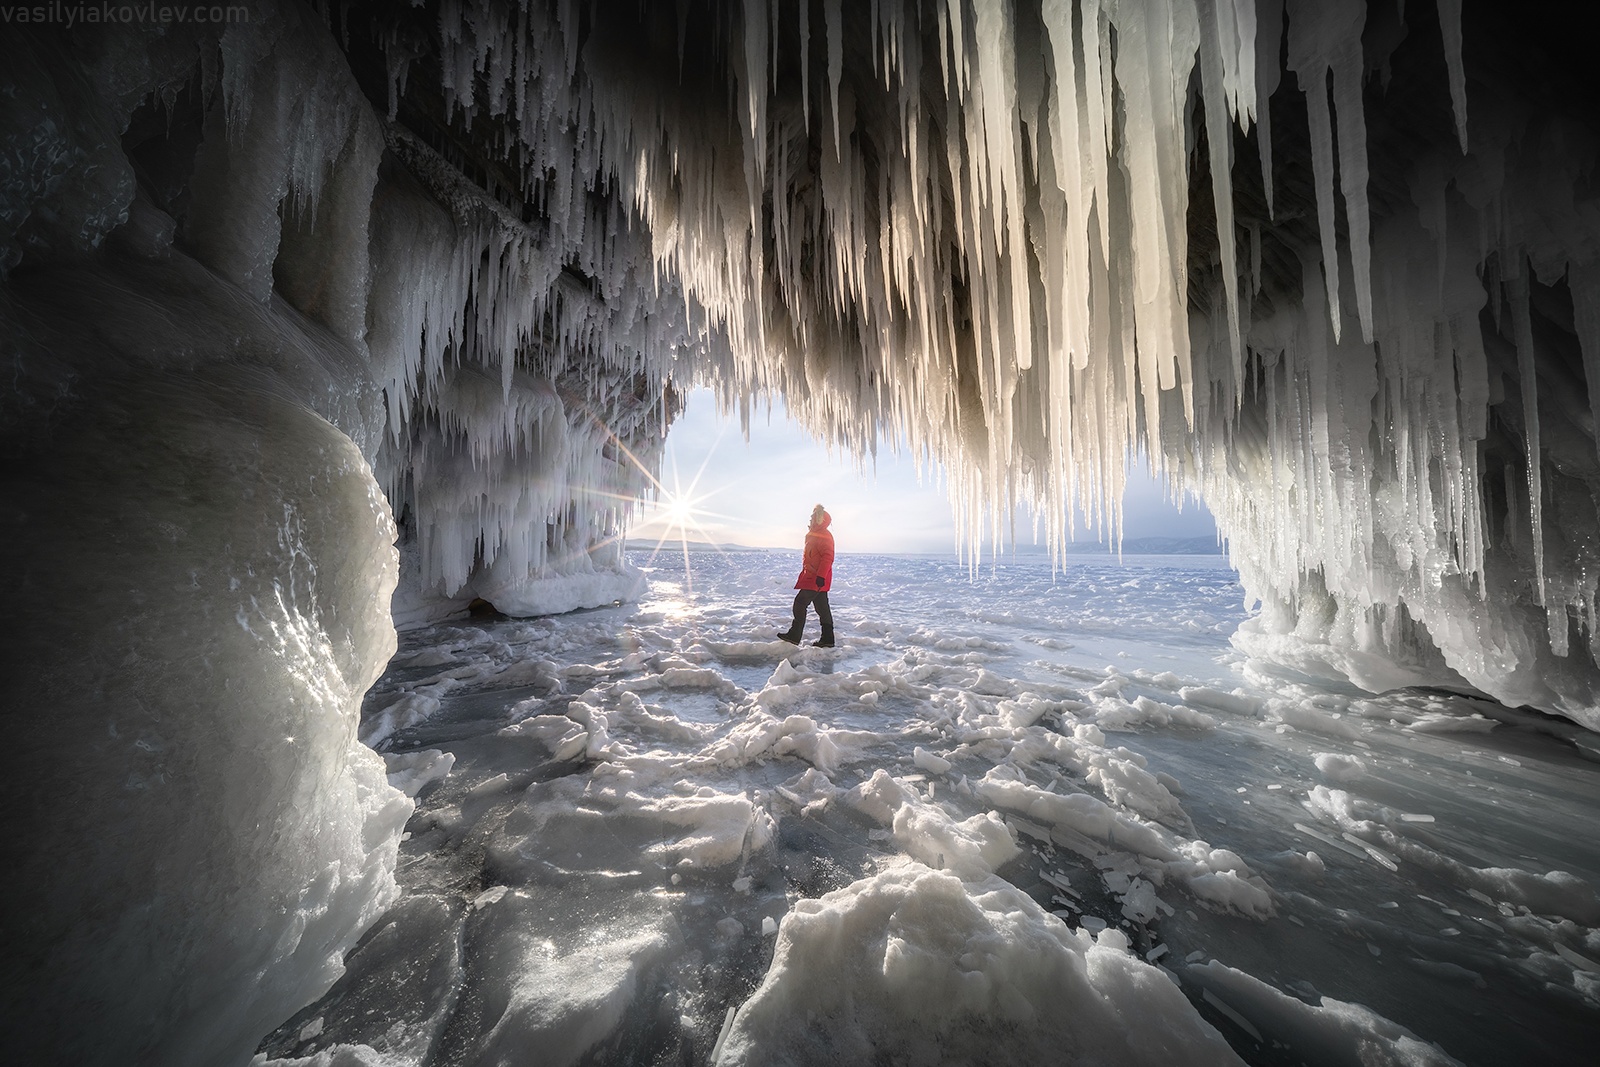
top-left (785, 589), bottom-right (833, 643)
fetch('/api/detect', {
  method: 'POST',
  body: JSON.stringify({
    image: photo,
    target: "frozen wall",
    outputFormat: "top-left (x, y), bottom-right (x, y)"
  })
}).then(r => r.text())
top-left (1, 3), bottom-right (683, 1063)
top-left (0, 165), bottom-right (414, 1060)
top-left (2, 362), bottom-right (410, 1066)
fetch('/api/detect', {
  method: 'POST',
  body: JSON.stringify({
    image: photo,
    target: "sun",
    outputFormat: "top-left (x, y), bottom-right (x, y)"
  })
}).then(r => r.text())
top-left (574, 407), bottom-right (742, 598)
top-left (644, 468), bottom-right (722, 547)
top-left (661, 491), bottom-right (698, 530)
top-left (634, 461), bottom-right (740, 597)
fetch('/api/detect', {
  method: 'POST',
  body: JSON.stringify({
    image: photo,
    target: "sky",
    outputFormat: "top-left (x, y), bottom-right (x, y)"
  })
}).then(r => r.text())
top-left (627, 388), bottom-right (1218, 555)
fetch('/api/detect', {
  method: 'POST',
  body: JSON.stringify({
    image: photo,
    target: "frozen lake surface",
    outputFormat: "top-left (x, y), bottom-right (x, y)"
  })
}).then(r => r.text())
top-left (258, 550), bottom-right (1600, 1066)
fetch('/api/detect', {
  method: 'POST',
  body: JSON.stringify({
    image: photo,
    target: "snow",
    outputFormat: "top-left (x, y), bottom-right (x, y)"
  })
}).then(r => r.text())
top-left (382, 749), bottom-right (456, 798)
top-left (714, 865), bottom-right (1243, 1066)
top-left (244, 549), bottom-right (1600, 1064)
top-left (913, 745), bottom-right (954, 775)
top-left (1314, 752), bottom-right (1368, 782)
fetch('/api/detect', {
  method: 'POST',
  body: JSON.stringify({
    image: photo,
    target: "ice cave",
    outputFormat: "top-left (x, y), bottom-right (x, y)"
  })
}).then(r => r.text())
top-left (3, 0), bottom-right (1599, 1063)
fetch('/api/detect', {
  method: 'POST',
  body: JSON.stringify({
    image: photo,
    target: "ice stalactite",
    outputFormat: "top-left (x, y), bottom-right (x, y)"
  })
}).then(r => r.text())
top-left (1436, 0), bottom-right (1468, 153)
top-left (1253, 0), bottom-right (1283, 221)
top-left (388, 0), bottom-right (1597, 725)
top-left (393, 362), bottom-right (655, 625)
top-left (408, 0), bottom-right (1211, 554)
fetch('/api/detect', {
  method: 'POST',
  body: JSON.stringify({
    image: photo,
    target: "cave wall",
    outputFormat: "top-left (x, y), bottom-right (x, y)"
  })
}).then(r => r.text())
top-left (1168, 0), bottom-right (1600, 723)
top-left (0, 4), bottom-right (686, 1062)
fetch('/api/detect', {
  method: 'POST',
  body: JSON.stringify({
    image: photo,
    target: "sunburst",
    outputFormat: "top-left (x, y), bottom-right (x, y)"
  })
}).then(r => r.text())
top-left (579, 408), bottom-right (742, 598)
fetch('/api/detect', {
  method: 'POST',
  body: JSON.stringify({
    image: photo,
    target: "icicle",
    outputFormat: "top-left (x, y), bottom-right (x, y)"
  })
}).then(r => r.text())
top-left (1111, 0), bottom-right (1199, 419)
top-left (1076, 0), bottom-right (1111, 260)
top-left (1285, 0), bottom-right (1353, 342)
top-left (218, 0), bottom-right (1600, 724)
top-left (1225, 0), bottom-right (1258, 126)
top-left (1436, 0), bottom-right (1469, 154)
top-left (741, 0), bottom-right (770, 234)
top-left (1570, 261), bottom-right (1600, 464)
top-left (1252, 0), bottom-right (1282, 220)
top-left (1507, 269), bottom-right (1546, 607)
top-left (799, 0), bottom-right (811, 133)
top-left (825, 0), bottom-right (844, 159)
top-left (969, 0), bottom-right (1032, 371)
top-left (1199, 0), bottom-right (1245, 379)
top-left (1330, 27), bottom-right (1375, 345)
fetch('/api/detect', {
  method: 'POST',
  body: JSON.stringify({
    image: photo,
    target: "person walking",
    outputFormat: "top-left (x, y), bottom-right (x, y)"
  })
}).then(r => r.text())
top-left (777, 504), bottom-right (835, 647)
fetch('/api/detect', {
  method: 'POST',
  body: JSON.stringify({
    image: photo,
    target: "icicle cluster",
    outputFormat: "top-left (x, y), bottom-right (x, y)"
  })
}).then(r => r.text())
top-left (401, 0), bottom-right (1357, 552)
top-left (3, 0), bottom-right (1595, 719)
top-left (1181, 122), bottom-right (1600, 722)
top-left (397, 0), bottom-right (1597, 722)
top-left (130, 2), bottom-right (700, 616)
top-left (357, 123), bottom-right (694, 612)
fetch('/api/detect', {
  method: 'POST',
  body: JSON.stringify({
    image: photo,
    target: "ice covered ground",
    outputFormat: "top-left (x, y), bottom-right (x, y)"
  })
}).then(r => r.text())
top-left (256, 550), bottom-right (1600, 1066)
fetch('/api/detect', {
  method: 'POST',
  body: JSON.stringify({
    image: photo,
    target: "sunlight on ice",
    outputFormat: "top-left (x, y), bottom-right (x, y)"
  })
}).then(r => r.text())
top-left (247, 549), bottom-right (1600, 1066)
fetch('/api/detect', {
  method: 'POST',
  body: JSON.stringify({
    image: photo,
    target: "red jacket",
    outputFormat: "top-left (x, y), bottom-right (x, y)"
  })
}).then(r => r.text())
top-left (795, 513), bottom-right (835, 591)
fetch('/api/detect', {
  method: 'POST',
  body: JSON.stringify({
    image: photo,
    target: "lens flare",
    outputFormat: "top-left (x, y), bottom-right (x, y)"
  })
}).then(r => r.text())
top-left (581, 408), bottom-right (740, 598)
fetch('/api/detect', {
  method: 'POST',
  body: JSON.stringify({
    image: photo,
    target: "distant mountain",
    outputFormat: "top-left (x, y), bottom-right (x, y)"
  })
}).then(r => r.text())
top-left (626, 536), bottom-right (1226, 556)
top-left (939, 536), bottom-right (1227, 556)
top-left (1050, 536), bottom-right (1226, 556)
top-left (626, 538), bottom-right (765, 553)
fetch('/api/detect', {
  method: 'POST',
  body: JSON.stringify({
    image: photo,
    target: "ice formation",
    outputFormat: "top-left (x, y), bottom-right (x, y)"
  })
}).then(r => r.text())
top-left (264, 0), bottom-right (1600, 723)
top-left (4, 0), bottom-right (1600, 1062)
top-left (259, 551), bottom-right (1599, 1065)
top-left (2, 366), bottom-right (411, 1064)
top-left (715, 865), bottom-right (1244, 1066)
top-left (3, 0), bottom-right (1598, 687)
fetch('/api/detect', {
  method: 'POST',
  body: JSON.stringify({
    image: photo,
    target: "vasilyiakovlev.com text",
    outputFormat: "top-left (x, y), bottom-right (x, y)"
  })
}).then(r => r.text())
top-left (1, 2), bottom-right (250, 26)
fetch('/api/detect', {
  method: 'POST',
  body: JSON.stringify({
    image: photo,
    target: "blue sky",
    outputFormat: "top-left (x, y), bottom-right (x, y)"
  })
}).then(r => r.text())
top-left (628, 388), bottom-right (1217, 554)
